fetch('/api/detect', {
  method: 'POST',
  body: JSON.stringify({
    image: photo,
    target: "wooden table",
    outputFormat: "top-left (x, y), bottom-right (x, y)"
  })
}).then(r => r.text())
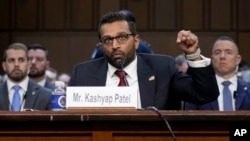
top-left (0, 109), bottom-right (249, 141)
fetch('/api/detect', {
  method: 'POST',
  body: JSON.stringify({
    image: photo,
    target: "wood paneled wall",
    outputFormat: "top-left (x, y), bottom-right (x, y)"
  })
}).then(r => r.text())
top-left (0, 0), bottom-right (250, 74)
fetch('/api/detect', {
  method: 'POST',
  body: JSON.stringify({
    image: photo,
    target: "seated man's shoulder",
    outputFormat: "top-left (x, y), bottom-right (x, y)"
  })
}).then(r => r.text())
top-left (29, 80), bottom-right (52, 94)
top-left (74, 57), bottom-right (106, 70)
top-left (45, 81), bottom-right (55, 91)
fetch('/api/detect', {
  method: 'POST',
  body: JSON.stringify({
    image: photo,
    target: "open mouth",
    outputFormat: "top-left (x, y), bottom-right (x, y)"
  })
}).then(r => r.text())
top-left (112, 51), bottom-right (124, 60)
top-left (113, 54), bottom-right (122, 59)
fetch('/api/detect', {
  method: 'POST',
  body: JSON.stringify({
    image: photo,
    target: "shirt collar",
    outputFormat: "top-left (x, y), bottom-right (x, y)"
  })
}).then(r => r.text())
top-left (108, 56), bottom-right (137, 78)
top-left (215, 74), bottom-right (237, 86)
top-left (37, 78), bottom-right (46, 87)
top-left (7, 76), bottom-right (29, 92)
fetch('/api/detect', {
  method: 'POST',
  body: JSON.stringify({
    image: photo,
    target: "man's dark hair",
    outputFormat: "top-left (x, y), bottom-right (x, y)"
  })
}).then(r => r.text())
top-left (214, 36), bottom-right (238, 48)
top-left (119, 9), bottom-right (136, 22)
top-left (3, 43), bottom-right (28, 61)
top-left (175, 54), bottom-right (187, 66)
top-left (98, 11), bottom-right (137, 39)
top-left (28, 43), bottom-right (49, 59)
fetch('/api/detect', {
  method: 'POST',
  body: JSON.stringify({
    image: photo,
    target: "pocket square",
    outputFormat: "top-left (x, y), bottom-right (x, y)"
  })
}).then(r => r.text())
top-left (148, 76), bottom-right (155, 81)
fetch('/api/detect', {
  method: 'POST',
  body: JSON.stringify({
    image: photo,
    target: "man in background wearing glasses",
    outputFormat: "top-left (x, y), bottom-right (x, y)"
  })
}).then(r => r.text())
top-left (69, 11), bottom-right (219, 110)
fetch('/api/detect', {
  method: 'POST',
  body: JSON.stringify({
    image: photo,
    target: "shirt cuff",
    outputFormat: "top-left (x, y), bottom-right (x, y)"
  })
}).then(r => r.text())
top-left (187, 55), bottom-right (211, 68)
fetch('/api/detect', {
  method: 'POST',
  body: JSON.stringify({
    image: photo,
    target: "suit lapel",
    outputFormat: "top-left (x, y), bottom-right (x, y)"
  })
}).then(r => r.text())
top-left (235, 80), bottom-right (247, 110)
top-left (91, 59), bottom-right (108, 86)
top-left (24, 80), bottom-right (39, 109)
top-left (44, 80), bottom-right (55, 90)
top-left (0, 82), bottom-right (11, 110)
top-left (137, 56), bottom-right (156, 108)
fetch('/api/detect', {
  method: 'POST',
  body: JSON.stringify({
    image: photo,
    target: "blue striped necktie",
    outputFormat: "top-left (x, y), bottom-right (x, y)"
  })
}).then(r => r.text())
top-left (222, 81), bottom-right (233, 111)
top-left (11, 85), bottom-right (21, 111)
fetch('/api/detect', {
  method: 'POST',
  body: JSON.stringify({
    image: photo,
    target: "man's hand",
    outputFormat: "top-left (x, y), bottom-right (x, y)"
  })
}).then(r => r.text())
top-left (176, 30), bottom-right (201, 61)
top-left (176, 30), bottom-right (199, 54)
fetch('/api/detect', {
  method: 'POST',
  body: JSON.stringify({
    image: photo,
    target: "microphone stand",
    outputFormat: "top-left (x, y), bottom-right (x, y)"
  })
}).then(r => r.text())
top-left (141, 106), bottom-right (177, 141)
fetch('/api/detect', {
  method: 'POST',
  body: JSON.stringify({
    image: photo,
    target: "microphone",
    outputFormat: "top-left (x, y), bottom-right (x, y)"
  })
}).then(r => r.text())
top-left (142, 106), bottom-right (177, 141)
top-left (233, 91), bottom-right (238, 99)
top-left (22, 91), bottom-right (37, 111)
top-left (21, 91), bottom-right (27, 110)
top-left (23, 91), bottom-right (27, 99)
top-left (119, 60), bottom-right (129, 86)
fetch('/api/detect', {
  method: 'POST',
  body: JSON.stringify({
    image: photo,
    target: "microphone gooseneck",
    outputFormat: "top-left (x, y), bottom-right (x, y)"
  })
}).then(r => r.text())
top-left (233, 91), bottom-right (237, 99)
top-left (119, 60), bottom-right (129, 86)
top-left (119, 60), bottom-right (125, 70)
top-left (144, 106), bottom-right (177, 141)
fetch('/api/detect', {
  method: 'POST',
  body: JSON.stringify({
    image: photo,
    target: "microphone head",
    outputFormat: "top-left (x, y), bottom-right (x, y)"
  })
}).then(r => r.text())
top-left (118, 60), bottom-right (125, 69)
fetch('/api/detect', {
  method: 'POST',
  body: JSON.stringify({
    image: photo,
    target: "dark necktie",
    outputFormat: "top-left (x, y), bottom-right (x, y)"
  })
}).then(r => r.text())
top-left (11, 85), bottom-right (21, 111)
top-left (222, 81), bottom-right (233, 111)
top-left (115, 70), bottom-right (128, 86)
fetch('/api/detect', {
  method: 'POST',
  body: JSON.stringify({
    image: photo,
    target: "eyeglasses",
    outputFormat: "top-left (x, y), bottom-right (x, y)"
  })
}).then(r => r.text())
top-left (100, 34), bottom-right (134, 46)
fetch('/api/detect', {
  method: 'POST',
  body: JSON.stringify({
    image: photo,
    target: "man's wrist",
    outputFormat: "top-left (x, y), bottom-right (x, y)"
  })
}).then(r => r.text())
top-left (185, 48), bottom-right (201, 61)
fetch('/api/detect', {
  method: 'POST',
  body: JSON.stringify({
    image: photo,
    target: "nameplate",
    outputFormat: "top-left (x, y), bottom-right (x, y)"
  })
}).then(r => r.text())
top-left (66, 87), bottom-right (138, 109)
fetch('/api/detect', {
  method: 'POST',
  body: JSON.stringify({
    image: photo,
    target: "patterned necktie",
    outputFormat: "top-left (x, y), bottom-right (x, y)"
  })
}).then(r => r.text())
top-left (115, 70), bottom-right (128, 86)
top-left (222, 81), bottom-right (233, 111)
top-left (11, 85), bottom-right (21, 111)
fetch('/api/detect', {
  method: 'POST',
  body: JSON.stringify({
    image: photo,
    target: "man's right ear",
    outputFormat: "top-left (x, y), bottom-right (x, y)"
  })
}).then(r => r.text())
top-left (2, 62), bottom-right (6, 71)
top-left (134, 35), bottom-right (140, 50)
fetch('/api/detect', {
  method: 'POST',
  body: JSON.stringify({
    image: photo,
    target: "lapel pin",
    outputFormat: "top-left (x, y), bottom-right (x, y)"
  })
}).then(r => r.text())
top-left (148, 76), bottom-right (155, 81)
top-left (32, 91), bottom-right (35, 95)
top-left (244, 87), bottom-right (247, 91)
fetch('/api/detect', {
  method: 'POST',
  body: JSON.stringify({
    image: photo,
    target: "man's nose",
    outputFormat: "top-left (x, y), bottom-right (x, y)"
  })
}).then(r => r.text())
top-left (220, 52), bottom-right (226, 58)
top-left (31, 58), bottom-right (36, 63)
top-left (112, 39), bottom-right (120, 49)
top-left (14, 60), bottom-right (19, 66)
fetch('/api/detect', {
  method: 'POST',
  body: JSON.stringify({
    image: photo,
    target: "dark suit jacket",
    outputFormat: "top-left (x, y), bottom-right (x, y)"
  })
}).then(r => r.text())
top-left (185, 79), bottom-right (250, 110)
top-left (0, 80), bottom-right (52, 111)
top-left (44, 80), bottom-right (55, 91)
top-left (69, 54), bottom-right (219, 110)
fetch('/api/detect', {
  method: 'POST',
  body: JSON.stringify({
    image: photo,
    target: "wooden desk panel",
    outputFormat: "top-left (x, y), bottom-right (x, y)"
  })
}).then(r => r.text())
top-left (0, 110), bottom-right (249, 141)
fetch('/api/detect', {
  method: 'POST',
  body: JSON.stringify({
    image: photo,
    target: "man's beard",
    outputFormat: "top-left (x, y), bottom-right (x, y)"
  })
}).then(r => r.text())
top-left (7, 69), bottom-right (27, 82)
top-left (105, 50), bottom-right (136, 69)
top-left (28, 69), bottom-right (45, 78)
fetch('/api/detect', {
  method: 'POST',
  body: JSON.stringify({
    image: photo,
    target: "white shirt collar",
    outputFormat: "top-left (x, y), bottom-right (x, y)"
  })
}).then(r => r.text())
top-left (107, 56), bottom-right (137, 78)
top-left (37, 78), bottom-right (46, 87)
top-left (7, 76), bottom-right (29, 92)
top-left (215, 74), bottom-right (237, 86)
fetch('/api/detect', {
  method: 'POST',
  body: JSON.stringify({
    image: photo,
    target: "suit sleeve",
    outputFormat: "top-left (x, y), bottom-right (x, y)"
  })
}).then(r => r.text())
top-left (171, 64), bottom-right (219, 105)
